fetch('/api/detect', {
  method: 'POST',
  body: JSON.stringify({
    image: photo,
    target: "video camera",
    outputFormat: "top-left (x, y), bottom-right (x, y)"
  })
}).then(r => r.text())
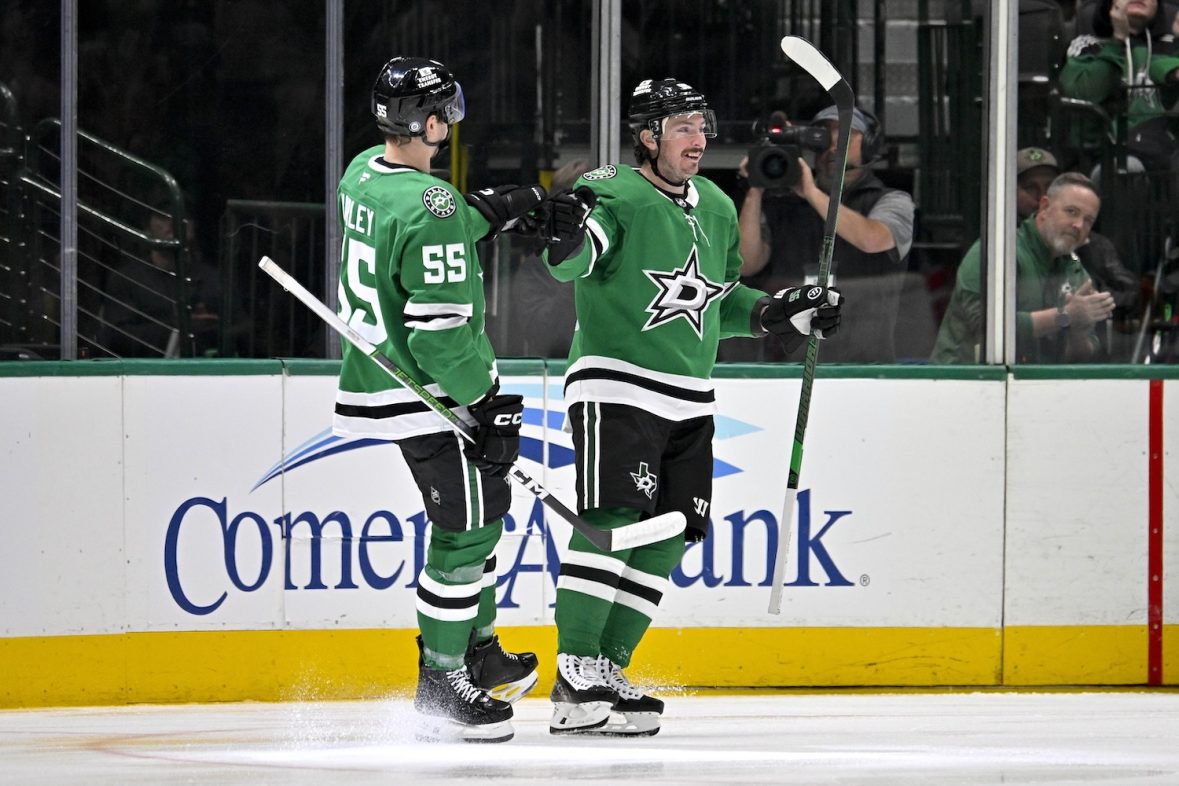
top-left (746, 123), bottom-right (831, 191)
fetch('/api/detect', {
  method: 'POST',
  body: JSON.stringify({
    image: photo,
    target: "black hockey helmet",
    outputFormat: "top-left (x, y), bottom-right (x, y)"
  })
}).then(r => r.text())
top-left (626, 78), bottom-right (717, 141)
top-left (371, 56), bottom-right (465, 137)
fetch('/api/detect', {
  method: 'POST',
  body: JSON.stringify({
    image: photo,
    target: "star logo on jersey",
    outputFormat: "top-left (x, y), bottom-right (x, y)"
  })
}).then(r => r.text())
top-left (630, 462), bottom-right (658, 499)
top-left (423, 186), bottom-right (456, 218)
top-left (641, 247), bottom-right (730, 338)
top-left (582, 165), bottom-right (617, 180)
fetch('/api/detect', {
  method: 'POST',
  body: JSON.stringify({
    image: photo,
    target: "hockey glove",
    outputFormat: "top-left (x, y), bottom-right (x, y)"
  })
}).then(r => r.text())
top-left (464, 184), bottom-right (548, 241)
top-left (758, 286), bottom-right (843, 354)
top-left (464, 385), bottom-right (524, 478)
top-left (538, 186), bottom-right (597, 265)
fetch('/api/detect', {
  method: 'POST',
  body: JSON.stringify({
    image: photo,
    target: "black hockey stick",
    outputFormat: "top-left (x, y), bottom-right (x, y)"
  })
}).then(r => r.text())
top-left (258, 256), bottom-right (685, 552)
top-left (768, 37), bottom-right (855, 614)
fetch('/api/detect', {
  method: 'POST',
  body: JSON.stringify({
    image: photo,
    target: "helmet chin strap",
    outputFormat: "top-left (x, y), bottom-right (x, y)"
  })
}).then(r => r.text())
top-left (421, 116), bottom-right (451, 149)
top-left (648, 142), bottom-right (687, 189)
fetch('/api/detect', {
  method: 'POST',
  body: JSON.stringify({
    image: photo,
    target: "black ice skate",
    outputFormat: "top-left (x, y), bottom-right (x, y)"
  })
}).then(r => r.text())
top-left (467, 635), bottom-right (539, 704)
top-left (415, 636), bottom-right (514, 743)
top-left (594, 655), bottom-right (663, 737)
top-left (549, 653), bottom-right (618, 734)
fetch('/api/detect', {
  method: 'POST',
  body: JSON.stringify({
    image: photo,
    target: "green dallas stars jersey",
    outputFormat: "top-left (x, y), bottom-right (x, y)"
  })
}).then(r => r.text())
top-left (333, 146), bottom-right (496, 439)
top-left (545, 164), bottom-right (767, 421)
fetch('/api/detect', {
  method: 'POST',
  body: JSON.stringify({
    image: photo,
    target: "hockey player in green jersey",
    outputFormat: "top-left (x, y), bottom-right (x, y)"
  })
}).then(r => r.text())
top-left (537, 79), bottom-right (844, 736)
top-left (334, 56), bottom-right (548, 743)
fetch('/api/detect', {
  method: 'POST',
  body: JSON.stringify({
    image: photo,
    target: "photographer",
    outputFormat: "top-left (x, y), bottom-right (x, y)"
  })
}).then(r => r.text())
top-left (731, 105), bottom-right (914, 362)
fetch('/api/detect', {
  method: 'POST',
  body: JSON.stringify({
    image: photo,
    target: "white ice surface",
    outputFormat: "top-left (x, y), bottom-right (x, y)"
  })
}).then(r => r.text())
top-left (2, 692), bottom-right (1178, 785)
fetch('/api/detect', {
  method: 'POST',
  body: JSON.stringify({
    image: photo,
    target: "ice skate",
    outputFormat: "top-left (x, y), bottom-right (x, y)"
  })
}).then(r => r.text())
top-left (549, 653), bottom-right (618, 734)
top-left (466, 634), bottom-right (539, 704)
top-left (594, 655), bottom-right (663, 736)
top-left (415, 637), bottom-right (514, 743)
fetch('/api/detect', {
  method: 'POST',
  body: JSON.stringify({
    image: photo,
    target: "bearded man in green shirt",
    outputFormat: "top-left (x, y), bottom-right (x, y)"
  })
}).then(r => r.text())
top-left (933, 172), bottom-right (1117, 363)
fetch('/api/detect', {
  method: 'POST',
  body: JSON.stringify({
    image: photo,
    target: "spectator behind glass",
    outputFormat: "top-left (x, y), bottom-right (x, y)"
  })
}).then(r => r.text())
top-left (101, 212), bottom-right (220, 357)
top-left (1017, 147), bottom-right (1140, 360)
top-left (726, 105), bottom-right (914, 362)
top-left (932, 172), bottom-right (1116, 363)
top-left (1059, 0), bottom-right (1179, 174)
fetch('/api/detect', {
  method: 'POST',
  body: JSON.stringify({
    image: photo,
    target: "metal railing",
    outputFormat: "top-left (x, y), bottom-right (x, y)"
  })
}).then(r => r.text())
top-left (3, 116), bottom-right (192, 358)
top-left (0, 82), bottom-right (24, 349)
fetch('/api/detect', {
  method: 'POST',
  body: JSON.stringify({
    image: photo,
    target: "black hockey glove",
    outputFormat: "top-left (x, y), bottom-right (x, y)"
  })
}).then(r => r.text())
top-left (537, 187), bottom-right (597, 265)
top-left (758, 286), bottom-right (844, 354)
top-left (464, 184), bottom-right (548, 241)
top-left (464, 385), bottom-right (524, 478)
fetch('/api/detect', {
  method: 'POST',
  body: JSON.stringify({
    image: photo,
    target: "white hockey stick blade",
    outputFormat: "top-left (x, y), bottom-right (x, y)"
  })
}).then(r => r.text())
top-left (608, 511), bottom-right (687, 551)
top-left (767, 488), bottom-right (799, 614)
top-left (780, 36), bottom-right (842, 91)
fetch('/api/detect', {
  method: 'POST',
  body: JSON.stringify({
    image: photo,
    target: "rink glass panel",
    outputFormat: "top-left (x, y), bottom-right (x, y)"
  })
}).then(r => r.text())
top-left (18, 2), bottom-right (1177, 365)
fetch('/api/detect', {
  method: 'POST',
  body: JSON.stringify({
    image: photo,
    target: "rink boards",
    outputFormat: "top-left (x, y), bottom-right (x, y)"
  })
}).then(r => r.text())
top-left (1, 361), bottom-right (1176, 706)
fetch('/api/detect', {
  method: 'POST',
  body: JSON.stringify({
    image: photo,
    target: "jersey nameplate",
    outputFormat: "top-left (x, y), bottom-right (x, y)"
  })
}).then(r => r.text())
top-left (341, 194), bottom-right (375, 237)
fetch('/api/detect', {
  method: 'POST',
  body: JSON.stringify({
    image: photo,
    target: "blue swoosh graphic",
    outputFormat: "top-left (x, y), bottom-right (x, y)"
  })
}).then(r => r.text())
top-left (715, 414), bottom-right (761, 439)
top-left (256, 404), bottom-right (758, 490)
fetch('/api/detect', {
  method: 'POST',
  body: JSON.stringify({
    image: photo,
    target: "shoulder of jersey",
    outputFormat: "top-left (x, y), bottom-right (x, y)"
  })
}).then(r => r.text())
top-left (418, 180), bottom-right (463, 220)
top-left (579, 164), bottom-right (623, 183)
top-left (576, 164), bottom-right (644, 200)
top-left (344, 145), bottom-right (385, 175)
top-left (355, 156), bottom-right (461, 222)
top-left (690, 174), bottom-right (727, 200)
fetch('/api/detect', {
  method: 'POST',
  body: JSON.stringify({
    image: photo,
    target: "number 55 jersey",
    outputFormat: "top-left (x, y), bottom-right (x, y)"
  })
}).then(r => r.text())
top-left (333, 146), bottom-right (496, 439)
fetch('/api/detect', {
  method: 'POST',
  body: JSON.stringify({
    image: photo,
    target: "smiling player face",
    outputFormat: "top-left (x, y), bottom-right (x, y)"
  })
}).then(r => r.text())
top-left (650, 112), bottom-right (709, 184)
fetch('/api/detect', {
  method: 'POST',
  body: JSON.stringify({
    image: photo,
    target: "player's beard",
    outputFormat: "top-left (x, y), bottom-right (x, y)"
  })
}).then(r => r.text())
top-left (657, 145), bottom-right (704, 185)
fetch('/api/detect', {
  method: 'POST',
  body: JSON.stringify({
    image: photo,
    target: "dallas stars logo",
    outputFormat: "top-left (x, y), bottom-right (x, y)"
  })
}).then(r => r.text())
top-left (641, 247), bottom-right (730, 338)
top-left (630, 462), bottom-right (658, 499)
top-left (422, 186), bottom-right (456, 218)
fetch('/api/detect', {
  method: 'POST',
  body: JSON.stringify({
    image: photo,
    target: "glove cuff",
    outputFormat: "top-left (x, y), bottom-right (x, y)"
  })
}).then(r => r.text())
top-left (751, 295), bottom-right (771, 337)
top-left (469, 380), bottom-right (500, 410)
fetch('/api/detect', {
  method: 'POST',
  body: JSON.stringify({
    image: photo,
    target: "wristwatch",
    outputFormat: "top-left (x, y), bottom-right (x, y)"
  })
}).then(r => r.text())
top-left (1055, 306), bottom-right (1071, 330)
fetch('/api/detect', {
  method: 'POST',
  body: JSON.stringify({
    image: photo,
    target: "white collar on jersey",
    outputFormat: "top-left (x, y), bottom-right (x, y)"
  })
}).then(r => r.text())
top-left (366, 155), bottom-right (419, 174)
top-left (634, 166), bottom-right (701, 210)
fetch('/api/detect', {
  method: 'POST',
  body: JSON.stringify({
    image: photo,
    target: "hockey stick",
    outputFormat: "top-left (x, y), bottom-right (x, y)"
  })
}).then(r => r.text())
top-left (258, 256), bottom-right (685, 552)
top-left (768, 37), bottom-right (855, 614)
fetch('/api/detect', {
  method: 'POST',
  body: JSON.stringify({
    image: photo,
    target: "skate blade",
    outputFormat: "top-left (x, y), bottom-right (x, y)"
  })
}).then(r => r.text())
top-left (592, 711), bottom-right (661, 737)
top-left (487, 670), bottom-right (539, 704)
top-left (549, 701), bottom-right (613, 734)
top-left (415, 717), bottom-right (515, 744)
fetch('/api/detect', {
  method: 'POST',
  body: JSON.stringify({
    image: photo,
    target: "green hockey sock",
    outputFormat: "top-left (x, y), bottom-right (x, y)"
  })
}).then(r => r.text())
top-left (416, 521), bottom-right (501, 669)
top-left (599, 530), bottom-right (685, 667)
top-left (555, 507), bottom-right (639, 656)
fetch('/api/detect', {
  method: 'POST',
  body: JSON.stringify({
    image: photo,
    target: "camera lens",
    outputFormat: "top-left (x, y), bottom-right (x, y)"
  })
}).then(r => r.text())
top-left (747, 142), bottom-right (801, 190)
top-left (759, 150), bottom-right (788, 179)
top-left (763, 153), bottom-right (782, 177)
